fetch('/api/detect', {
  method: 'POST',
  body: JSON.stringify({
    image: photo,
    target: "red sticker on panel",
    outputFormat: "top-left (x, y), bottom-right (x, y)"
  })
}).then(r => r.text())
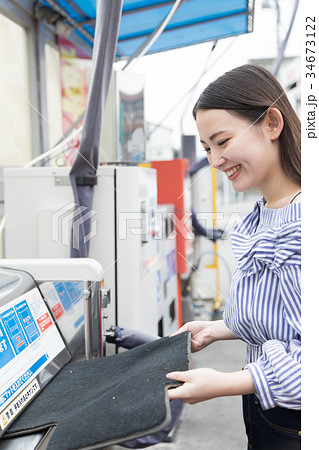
top-left (51, 303), bottom-right (64, 320)
top-left (37, 313), bottom-right (53, 332)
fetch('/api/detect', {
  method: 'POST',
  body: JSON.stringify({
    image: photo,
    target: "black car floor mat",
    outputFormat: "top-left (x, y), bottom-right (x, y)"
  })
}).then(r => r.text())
top-left (4, 332), bottom-right (191, 449)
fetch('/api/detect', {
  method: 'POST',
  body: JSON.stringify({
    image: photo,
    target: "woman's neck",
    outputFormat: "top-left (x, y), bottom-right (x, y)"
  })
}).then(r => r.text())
top-left (261, 176), bottom-right (301, 209)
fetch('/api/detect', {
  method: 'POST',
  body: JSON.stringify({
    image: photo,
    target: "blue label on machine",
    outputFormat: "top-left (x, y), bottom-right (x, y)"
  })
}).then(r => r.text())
top-left (74, 315), bottom-right (84, 329)
top-left (63, 282), bottom-right (82, 303)
top-left (54, 282), bottom-right (73, 311)
top-left (0, 321), bottom-right (15, 370)
top-left (54, 282), bottom-right (83, 312)
top-left (166, 249), bottom-right (177, 281)
top-left (156, 269), bottom-right (162, 303)
top-left (0, 354), bottom-right (48, 407)
top-left (0, 309), bottom-right (28, 355)
top-left (14, 300), bottom-right (40, 344)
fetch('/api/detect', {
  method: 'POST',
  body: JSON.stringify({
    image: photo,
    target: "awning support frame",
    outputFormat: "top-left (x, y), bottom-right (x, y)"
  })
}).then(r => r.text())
top-left (122, 0), bottom-right (185, 70)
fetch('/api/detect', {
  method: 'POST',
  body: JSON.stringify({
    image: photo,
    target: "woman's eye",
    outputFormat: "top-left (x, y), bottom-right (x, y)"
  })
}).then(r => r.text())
top-left (203, 147), bottom-right (211, 153)
top-left (218, 138), bottom-right (229, 146)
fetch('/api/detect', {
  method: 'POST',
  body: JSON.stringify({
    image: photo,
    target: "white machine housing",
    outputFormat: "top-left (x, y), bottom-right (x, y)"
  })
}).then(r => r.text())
top-left (4, 166), bottom-right (159, 338)
top-left (155, 204), bottom-right (178, 337)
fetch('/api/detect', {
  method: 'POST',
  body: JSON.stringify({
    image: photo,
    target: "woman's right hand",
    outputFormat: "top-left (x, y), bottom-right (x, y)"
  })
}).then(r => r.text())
top-left (171, 321), bottom-right (216, 352)
top-left (171, 320), bottom-right (237, 353)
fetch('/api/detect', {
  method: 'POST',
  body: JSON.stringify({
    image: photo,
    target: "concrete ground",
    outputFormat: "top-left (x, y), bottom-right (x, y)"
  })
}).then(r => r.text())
top-left (110, 338), bottom-right (247, 450)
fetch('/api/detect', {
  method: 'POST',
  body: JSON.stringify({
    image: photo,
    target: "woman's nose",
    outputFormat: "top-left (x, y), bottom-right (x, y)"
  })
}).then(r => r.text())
top-left (207, 152), bottom-right (226, 170)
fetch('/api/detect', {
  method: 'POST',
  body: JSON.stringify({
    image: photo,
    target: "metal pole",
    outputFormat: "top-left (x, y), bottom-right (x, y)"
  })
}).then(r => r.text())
top-left (84, 281), bottom-right (102, 359)
top-left (44, 0), bottom-right (94, 44)
top-left (272, 0), bottom-right (299, 77)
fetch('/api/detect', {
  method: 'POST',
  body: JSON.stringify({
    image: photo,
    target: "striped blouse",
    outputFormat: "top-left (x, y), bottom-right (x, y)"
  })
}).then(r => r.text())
top-left (223, 198), bottom-right (301, 411)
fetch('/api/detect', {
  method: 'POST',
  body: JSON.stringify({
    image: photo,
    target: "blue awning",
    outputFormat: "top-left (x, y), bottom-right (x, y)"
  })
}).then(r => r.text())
top-left (40, 0), bottom-right (254, 58)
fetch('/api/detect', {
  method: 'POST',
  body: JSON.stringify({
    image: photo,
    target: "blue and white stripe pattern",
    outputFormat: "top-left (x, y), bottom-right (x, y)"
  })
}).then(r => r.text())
top-left (223, 198), bottom-right (301, 410)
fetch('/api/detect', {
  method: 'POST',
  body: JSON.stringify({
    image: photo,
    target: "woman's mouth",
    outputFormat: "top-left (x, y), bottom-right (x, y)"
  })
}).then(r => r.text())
top-left (225, 164), bottom-right (241, 180)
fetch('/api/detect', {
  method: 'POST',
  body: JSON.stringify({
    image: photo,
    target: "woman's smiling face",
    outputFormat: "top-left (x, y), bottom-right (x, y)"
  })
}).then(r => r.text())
top-left (196, 108), bottom-right (282, 193)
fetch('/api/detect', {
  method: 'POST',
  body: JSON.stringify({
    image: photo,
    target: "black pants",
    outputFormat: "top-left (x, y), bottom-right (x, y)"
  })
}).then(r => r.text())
top-left (242, 394), bottom-right (301, 450)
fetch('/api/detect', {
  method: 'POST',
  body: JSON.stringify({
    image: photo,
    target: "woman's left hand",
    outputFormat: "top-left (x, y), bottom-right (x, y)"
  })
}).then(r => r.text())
top-left (166, 368), bottom-right (255, 404)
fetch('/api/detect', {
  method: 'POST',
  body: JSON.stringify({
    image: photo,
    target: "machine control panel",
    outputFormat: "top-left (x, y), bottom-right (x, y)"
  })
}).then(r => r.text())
top-left (0, 283), bottom-right (68, 435)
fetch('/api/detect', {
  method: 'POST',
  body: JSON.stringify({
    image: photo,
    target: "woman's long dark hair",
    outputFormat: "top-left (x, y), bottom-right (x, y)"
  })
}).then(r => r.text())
top-left (193, 64), bottom-right (301, 185)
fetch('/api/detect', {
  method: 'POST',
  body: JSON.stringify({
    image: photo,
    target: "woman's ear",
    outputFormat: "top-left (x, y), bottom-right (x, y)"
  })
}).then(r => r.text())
top-left (264, 107), bottom-right (284, 140)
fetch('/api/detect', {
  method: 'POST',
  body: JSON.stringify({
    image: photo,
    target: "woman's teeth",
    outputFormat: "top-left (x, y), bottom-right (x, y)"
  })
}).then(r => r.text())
top-left (226, 165), bottom-right (241, 177)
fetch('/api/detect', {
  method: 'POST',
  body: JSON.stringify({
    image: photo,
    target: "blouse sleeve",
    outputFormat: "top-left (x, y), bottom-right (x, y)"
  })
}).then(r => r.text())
top-left (246, 264), bottom-right (301, 410)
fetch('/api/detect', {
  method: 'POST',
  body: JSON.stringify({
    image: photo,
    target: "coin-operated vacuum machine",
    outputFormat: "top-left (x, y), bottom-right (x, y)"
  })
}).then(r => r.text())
top-left (4, 166), bottom-right (159, 342)
top-left (151, 159), bottom-right (194, 326)
top-left (0, 259), bottom-right (190, 448)
top-left (0, 258), bottom-right (105, 445)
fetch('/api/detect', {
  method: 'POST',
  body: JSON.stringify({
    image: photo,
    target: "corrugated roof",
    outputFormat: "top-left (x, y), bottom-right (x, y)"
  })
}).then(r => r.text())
top-left (41, 0), bottom-right (254, 58)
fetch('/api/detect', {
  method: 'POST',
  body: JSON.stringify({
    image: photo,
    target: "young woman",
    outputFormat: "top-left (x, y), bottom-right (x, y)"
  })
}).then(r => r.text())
top-left (166, 64), bottom-right (301, 449)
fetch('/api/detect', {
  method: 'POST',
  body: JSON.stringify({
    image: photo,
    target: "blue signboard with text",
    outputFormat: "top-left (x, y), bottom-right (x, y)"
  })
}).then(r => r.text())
top-left (14, 300), bottom-right (40, 344)
top-left (0, 308), bottom-right (28, 355)
top-left (0, 321), bottom-right (15, 370)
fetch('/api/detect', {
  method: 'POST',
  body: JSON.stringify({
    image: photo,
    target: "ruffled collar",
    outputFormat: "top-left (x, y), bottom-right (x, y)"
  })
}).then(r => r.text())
top-left (231, 199), bottom-right (301, 274)
top-left (259, 198), bottom-right (301, 228)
